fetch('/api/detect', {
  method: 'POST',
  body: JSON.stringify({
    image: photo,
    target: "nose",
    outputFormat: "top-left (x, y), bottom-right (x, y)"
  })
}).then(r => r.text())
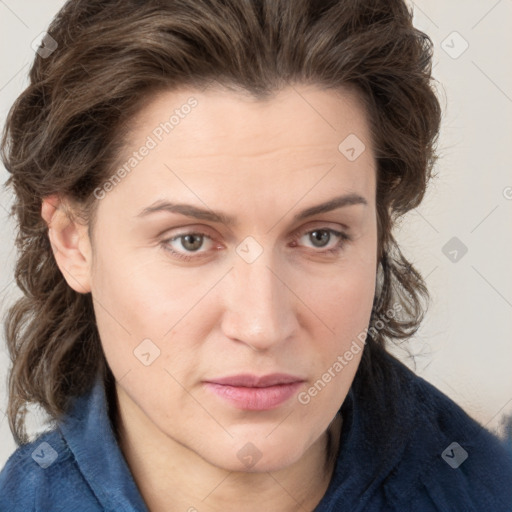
top-left (220, 250), bottom-right (299, 351)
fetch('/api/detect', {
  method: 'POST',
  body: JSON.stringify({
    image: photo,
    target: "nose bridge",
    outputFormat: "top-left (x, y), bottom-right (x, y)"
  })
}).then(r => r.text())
top-left (222, 248), bottom-right (296, 350)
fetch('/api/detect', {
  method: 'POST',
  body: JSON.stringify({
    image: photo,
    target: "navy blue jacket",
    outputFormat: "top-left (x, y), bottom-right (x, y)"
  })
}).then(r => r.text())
top-left (1, 347), bottom-right (511, 511)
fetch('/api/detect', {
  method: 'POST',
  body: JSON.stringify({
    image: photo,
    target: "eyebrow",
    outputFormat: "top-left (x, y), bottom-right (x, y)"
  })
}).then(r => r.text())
top-left (136, 193), bottom-right (367, 226)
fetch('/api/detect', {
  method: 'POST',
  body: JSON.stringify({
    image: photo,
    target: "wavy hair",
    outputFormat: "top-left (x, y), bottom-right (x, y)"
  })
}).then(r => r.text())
top-left (2, 0), bottom-right (441, 444)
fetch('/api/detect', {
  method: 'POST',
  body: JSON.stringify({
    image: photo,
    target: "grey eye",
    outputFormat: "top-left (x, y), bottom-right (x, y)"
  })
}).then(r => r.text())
top-left (308, 230), bottom-right (331, 248)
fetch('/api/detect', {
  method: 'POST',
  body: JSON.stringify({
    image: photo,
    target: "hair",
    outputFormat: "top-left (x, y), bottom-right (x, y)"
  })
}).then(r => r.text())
top-left (2, 0), bottom-right (441, 445)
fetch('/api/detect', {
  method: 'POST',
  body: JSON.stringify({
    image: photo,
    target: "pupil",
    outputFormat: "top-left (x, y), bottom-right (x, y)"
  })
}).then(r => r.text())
top-left (311, 230), bottom-right (329, 247)
top-left (183, 234), bottom-right (202, 251)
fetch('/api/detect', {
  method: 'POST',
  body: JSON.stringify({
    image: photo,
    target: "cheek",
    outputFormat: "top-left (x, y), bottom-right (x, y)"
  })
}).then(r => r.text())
top-left (302, 221), bottom-right (377, 329)
top-left (296, 252), bottom-right (376, 413)
top-left (89, 245), bottom-right (162, 370)
top-left (91, 243), bottom-right (175, 330)
top-left (89, 246), bottom-right (213, 376)
top-left (304, 257), bottom-right (376, 338)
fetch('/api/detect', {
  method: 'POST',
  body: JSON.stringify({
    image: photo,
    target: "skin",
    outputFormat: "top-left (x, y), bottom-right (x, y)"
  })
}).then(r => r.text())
top-left (42, 84), bottom-right (378, 512)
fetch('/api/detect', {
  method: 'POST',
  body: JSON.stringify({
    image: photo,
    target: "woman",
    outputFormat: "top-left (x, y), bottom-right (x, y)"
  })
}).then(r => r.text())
top-left (1, 0), bottom-right (511, 510)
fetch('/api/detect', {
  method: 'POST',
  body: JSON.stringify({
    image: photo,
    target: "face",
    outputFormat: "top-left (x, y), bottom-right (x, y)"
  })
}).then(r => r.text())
top-left (85, 84), bottom-right (377, 472)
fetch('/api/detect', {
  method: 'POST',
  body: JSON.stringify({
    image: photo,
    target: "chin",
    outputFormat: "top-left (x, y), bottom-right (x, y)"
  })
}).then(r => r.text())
top-left (204, 435), bottom-right (310, 474)
top-left (220, 452), bottom-right (303, 474)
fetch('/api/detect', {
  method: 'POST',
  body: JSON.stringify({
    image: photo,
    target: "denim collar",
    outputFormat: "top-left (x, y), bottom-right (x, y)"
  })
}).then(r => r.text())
top-left (58, 377), bottom-right (150, 511)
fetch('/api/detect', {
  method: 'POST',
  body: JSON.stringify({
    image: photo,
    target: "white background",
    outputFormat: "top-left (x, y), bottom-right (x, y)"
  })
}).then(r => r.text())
top-left (1, 0), bottom-right (511, 467)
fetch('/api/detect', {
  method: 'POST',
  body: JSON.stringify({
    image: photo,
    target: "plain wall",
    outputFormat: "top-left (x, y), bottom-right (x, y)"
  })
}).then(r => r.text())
top-left (1, 0), bottom-right (511, 467)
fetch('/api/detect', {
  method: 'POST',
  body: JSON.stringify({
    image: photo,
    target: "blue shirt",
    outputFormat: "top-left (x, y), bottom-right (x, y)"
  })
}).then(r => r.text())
top-left (1, 348), bottom-right (512, 511)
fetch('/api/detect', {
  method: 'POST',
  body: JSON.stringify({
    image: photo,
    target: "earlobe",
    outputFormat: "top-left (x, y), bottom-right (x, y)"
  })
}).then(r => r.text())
top-left (41, 195), bottom-right (92, 294)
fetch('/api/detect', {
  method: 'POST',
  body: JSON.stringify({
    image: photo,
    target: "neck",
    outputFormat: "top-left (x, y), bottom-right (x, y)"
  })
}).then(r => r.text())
top-left (113, 386), bottom-right (342, 512)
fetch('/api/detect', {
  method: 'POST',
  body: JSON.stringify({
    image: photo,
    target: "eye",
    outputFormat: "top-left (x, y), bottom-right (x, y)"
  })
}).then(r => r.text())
top-left (160, 226), bottom-right (351, 262)
top-left (161, 231), bottom-right (215, 261)
top-left (291, 228), bottom-right (350, 256)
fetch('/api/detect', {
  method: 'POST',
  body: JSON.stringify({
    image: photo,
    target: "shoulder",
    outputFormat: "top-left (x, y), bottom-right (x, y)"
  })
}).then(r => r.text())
top-left (382, 352), bottom-right (512, 511)
top-left (0, 428), bottom-right (101, 511)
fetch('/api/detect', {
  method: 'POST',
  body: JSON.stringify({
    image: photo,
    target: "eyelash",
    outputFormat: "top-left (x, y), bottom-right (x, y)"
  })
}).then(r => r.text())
top-left (160, 227), bottom-right (351, 262)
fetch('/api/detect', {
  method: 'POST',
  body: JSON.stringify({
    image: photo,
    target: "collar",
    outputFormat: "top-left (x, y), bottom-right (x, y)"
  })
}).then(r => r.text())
top-left (58, 376), bottom-right (150, 512)
top-left (316, 347), bottom-right (426, 511)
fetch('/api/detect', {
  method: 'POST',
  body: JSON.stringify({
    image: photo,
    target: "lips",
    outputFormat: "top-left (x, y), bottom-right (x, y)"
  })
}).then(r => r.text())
top-left (203, 373), bottom-right (305, 411)
top-left (206, 373), bottom-right (305, 388)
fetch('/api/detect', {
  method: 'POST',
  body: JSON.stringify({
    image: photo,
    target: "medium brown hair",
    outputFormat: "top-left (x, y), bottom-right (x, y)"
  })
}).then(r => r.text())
top-left (2, 0), bottom-right (441, 444)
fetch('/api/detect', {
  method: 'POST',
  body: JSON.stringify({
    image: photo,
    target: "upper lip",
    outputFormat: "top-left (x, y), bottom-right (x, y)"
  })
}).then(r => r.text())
top-left (204, 373), bottom-right (305, 388)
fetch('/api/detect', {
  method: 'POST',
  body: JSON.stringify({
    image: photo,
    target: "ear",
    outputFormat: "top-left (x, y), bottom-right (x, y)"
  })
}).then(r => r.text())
top-left (41, 194), bottom-right (92, 294)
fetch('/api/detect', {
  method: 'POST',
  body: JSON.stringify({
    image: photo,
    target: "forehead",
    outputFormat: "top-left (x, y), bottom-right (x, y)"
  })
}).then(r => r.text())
top-left (129, 84), bottom-right (373, 159)
top-left (98, 84), bottom-right (376, 222)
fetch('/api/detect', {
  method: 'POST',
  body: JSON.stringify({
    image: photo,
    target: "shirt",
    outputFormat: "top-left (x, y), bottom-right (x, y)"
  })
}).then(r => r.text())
top-left (1, 347), bottom-right (512, 511)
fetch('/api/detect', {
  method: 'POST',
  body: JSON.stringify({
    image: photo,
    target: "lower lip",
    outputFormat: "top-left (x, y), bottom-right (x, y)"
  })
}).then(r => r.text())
top-left (204, 382), bottom-right (303, 410)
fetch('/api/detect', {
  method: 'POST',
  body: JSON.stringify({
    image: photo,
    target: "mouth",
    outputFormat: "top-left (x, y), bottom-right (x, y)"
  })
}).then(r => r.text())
top-left (203, 373), bottom-right (305, 411)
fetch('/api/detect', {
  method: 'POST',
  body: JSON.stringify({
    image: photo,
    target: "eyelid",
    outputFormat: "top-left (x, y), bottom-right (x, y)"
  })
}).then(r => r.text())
top-left (160, 222), bottom-right (351, 261)
top-left (160, 221), bottom-right (348, 245)
top-left (288, 220), bottom-right (349, 238)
